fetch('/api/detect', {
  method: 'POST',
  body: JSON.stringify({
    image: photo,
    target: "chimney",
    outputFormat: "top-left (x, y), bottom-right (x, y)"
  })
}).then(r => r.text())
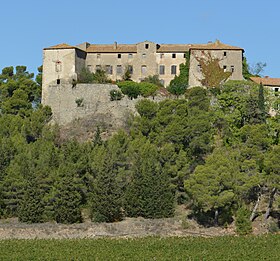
top-left (114, 41), bottom-right (117, 49)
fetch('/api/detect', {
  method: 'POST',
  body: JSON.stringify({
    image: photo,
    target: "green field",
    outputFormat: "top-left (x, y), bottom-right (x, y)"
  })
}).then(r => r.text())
top-left (0, 235), bottom-right (279, 260)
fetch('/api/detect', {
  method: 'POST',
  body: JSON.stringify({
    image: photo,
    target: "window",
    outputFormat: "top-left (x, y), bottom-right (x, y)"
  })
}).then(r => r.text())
top-left (171, 65), bottom-right (177, 75)
top-left (197, 64), bottom-right (202, 72)
top-left (160, 79), bottom-right (165, 86)
top-left (145, 43), bottom-right (149, 49)
top-left (159, 65), bottom-right (165, 75)
top-left (160, 53), bottom-right (164, 59)
top-left (118, 54), bottom-right (121, 59)
top-left (116, 65), bottom-right (122, 74)
top-left (184, 53), bottom-right (186, 58)
top-left (106, 65), bottom-right (113, 75)
top-left (87, 65), bottom-right (92, 71)
top-left (223, 65), bottom-right (227, 72)
top-left (128, 65), bottom-right (133, 74)
top-left (57, 79), bottom-right (60, 85)
top-left (141, 65), bottom-right (147, 75)
top-left (231, 65), bottom-right (234, 72)
top-left (97, 53), bottom-right (101, 59)
top-left (275, 88), bottom-right (279, 92)
top-left (55, 61), bottom-right (62, 72)
top-left (128, 53), bottom-right (133, 58)
top-left (142, 53), bottom-right (146, 58)
top-left (224, 51), bottom-right (227, 57)
top-left (172, 53), bottom-right (176, 58)
top-left (96, 65), bottom-right (101, 72)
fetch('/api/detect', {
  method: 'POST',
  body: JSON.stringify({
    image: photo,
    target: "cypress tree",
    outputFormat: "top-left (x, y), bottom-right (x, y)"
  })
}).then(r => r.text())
top-left (18, 179), bottom-right (44, 223)
top-left (258, 82), bottom-right (266, 123)
top-left (125, 141), bottom-right (175, 218)
top-left (91, 146), bottom-right (123, 222)
top-left (54, 175), bottom-right (82, 224)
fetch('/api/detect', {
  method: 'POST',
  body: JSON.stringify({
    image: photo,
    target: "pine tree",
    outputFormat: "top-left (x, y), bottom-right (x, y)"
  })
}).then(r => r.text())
top-left (91, 145), bottom-right (124, 222)
top-left (125, 140), bottom-right (175, 218)
top-left (54, 175), bottom-right (82, 224)
top-left (18, 179), bottom-right (44, 223)
top-left (235, 206), bottom-right (252, 235)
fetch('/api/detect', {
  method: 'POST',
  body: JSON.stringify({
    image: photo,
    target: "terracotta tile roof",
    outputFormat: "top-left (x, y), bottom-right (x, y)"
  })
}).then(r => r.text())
top-left (44, 43), bottom-right (77, 50)
top-left (250, 77), bottom-right (280, 86)
top-left (189, 40), bottom-right (243, 51)
top-left (157, 44), bottom-right (191, 53)
top-left (86, 44), bottom-right (137, 53)
top-left (44, 40), bottom-right (243, 53)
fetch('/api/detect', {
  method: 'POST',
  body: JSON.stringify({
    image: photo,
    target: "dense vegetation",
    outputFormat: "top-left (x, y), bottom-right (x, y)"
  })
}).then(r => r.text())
top-left (1, 235), bottom-right (280, 260)
top-left (0, 65), bottom-right (280, 236)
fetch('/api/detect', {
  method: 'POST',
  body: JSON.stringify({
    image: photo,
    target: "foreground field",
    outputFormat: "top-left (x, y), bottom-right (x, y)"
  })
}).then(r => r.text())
top-left (0, 235), bottom-right (279, 260)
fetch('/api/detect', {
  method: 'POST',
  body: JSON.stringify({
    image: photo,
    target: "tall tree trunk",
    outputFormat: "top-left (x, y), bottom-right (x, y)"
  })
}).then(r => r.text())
top-left (264, 188), bottom-right (277, 221)
top-left (250, 190), bottom-right (262, 221)
top-left (214, 209), bottom-right (219, 226)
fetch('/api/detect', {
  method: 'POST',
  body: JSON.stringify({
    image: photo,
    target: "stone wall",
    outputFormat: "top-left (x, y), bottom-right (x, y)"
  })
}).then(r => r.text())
top-left (44, 83), bottom-right (165, 126)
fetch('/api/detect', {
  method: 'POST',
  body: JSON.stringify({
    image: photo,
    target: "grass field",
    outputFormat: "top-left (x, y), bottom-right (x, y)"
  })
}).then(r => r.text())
top-left (0, 235), bottom-right (279, 260)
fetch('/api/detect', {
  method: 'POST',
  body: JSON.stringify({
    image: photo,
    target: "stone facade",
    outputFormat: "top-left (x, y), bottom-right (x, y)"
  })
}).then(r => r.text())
top-left (42, 40), bottom-right (244, 125)
top-left (42, 40), bottom-right (244, 89)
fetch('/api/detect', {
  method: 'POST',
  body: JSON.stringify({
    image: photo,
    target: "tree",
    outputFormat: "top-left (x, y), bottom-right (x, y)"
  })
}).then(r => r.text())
top-left (258, 83), bottom-right (266, 123)
top-left (91, 147), bottom-right (124, 222)
top-left (77, 67), bottom-right (111, 84)
top-left (139, 82), bottom-right (159, 98)
top-left (195, 51), bottom-right (232, 88)
top-left (235, 206), bottom-right (252, 235)
top-left (263, 145), bottom-right (280, 220)
top-left (185, 148), bottom-right (244, 226)
top-left (141, 75), bottom-right (163, 87)
top-left (117, 81), bottom-right (140, 99)
top-left (242, 56), bottom-right (252, 80)
top-left (54, 172), bottom-right (82, 224)
top-left (169, 52), bottom-right (190, 88)
top-left (125, 139), bottom-right (175, 218)
top-left (18, 178), bottom-right (44, 223)
top-left (167, 83), bottom-right (187, 98)
top-left (91, 133), bottom-right (129, 222)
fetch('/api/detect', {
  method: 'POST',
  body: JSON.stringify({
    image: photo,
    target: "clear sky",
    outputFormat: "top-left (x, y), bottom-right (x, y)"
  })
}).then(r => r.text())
top-left (0, 0), bottom-right (279, 78)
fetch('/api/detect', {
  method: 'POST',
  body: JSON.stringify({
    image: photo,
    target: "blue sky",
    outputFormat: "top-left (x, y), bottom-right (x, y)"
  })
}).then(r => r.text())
top-left (0, 0), bottom-right (278, 78)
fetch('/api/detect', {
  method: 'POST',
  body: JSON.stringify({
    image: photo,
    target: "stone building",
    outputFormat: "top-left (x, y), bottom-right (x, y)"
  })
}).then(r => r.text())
top-left (42, 40), bottom-right (244, 102)
top-left (250, 76), bottom-right (280, 95)
top-left (41, 40), bottom-right (244, 125)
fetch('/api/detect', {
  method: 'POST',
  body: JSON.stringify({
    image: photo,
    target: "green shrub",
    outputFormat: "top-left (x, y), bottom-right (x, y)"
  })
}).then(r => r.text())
top-left (117, 81), bottom-right (140, 99)
top-left (141, 75), bottom-right (163, 87)
top-left (235, 206), bottom-right (252, 235)
top-left (75, 98), bottom-right (84, 107)
top-left (110, 89), bottom-right (123, 101)
top-left (139, 82), bottom-right (159, 97)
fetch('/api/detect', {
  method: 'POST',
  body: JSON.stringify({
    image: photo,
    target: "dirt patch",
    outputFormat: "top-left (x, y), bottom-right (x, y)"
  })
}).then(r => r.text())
top-left (0, 217), bottom-right (236, 240)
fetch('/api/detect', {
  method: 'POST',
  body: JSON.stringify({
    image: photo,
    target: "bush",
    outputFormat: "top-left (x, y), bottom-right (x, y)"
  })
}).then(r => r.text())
top-left (117, 81), bottom-right (140, 99)
top-left (141, 75), bottom-right (163, 87)
top-left (135, 99), bottom-right (159, 119)
top-left (110, 90), bottom-right (123, 101)
top-left (235, 206), bottom-right (252, 235)
top-left (139, 82), bottom-right (159, 97)
top-left (267, 220), bottom-right (279, 233)
top-left (167, 83), bottom-right (187, 97)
